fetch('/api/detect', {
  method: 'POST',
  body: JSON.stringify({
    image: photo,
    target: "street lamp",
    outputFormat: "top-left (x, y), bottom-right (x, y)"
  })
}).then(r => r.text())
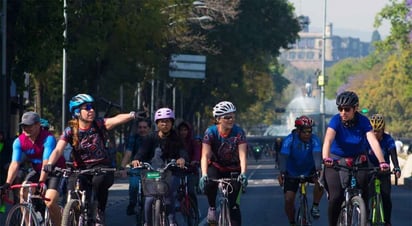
top-left (62, 0), bottom-right (68, 131)
top-left (320, 0), bottom-right (327, 139)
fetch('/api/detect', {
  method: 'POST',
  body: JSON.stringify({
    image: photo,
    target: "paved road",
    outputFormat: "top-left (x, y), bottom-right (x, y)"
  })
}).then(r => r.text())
top-left (1, 157), bottom-right (411, 225)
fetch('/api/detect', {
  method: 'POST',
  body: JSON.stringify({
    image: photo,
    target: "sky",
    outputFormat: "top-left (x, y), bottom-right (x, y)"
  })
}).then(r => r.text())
top-left (288, 0), bottom-right (392, 41)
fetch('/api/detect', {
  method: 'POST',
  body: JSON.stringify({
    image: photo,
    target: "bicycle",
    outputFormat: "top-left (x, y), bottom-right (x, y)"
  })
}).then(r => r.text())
top-left (209, 172), bottom-right (240, 226)
top-left (3, 182), bottom-right (52, 226)
top-left (175, 167), bottom-right (199, 226)
top-left (55, 166), bottom-right (116, 226)
top-left (333, 163), bottom-right (368, 226)
top-left (284, 174), bottom-right (314, 226)
top-left (368, 168), bottom-right (397, 226)
top-left (126, 166), bottom-right (145, 226)
top-left (140, 160), bottom-right (179, 226)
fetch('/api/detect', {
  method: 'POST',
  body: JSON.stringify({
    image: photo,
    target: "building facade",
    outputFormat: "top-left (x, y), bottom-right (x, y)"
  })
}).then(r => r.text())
top-left (280, 16), bottom-right (370, 70)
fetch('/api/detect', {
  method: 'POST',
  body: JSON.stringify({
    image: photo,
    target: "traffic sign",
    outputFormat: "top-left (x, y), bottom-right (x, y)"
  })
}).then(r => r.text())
top-left (169, 54), bottom-right (206, 79)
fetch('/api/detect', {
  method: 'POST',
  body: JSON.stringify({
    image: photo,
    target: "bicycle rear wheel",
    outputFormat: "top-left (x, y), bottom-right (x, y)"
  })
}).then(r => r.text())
top-left (370, 195), bottom-right (385, 226)
top-left (61, 199), bottom-right (82, 226)
top-left (6, 203), bottom-right (41, 226)
top-left (349, 196), bottom-right (367, 226)
top-left (218, 199), bottom-right (231, 226)
top-left (180, 196), bottom-right (199, 226)
top-left (296, 196), bottom-right (311, 226)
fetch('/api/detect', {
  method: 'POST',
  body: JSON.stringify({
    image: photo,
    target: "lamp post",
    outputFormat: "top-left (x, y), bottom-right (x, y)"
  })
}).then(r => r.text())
top-left (62, 0), bottom-right (67, 131)
top-left (1, 0), bottom-right (8, 138)
top-left (320, 0), bottom-right (327, 139)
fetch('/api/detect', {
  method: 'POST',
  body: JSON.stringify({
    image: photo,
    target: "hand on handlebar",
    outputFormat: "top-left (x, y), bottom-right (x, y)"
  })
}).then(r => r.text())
top-left (237, 174), bottom-right (248, 188)
top-left (379, 162), bottom-right (390, 171)
top-left (131, 160), bottom-right (141, 168)
top-left (277, 173), bottom-right (284, 186)
top-left (199, 175), bottom-right (208, 193)
top-left (323, 157), bottom-right (334, 167)
top-left (176, 158), bottom-right (186, 168)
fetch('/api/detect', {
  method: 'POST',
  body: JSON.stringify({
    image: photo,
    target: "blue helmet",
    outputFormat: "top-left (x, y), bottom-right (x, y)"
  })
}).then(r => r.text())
top-left (39, 118), bottom-right (50, 129)
top-left (69, 94), bottom-right (94, 115)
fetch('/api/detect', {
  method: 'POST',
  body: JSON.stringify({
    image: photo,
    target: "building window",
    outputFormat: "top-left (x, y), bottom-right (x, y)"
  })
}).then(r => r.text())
top-left (298, 51), bottom-right (305, 59)
top-left (289, 52), bottom-right (296, 59)
top-left (306, 52), bottom-right (314, 59)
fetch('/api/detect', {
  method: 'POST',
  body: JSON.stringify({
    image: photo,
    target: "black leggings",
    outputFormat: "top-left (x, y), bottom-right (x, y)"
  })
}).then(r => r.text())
top-left (204, 165), bottom-right (242, 226)
top-left (67, 171), bottom-right (114, 212)
top-left (324, 166), bottom-right (369, 226)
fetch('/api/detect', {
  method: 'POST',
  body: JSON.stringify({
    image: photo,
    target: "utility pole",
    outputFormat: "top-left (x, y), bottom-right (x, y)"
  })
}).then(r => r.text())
top-left (320, 0), bottom-right (327, 139)
top-left (62, 0), bottom-right (67, 131)
top-left (1, 0), bottom-right (8, 138)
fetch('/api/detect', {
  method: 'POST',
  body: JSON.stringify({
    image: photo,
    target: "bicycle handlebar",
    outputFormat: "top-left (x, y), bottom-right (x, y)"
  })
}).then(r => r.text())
top-left (139, 159), bottom-right (180, 171)
top-left (53, 166), bottom-right (117, 176)
top-left (2, 183), bottom-right (51, 203)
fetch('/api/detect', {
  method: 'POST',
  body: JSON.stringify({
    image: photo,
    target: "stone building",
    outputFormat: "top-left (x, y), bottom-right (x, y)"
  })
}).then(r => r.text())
top-left (280, 15), bottom-right (370, 70)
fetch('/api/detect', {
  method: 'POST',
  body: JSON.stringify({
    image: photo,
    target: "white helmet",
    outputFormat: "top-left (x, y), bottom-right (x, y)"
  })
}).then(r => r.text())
top-left (213, 101), bottom-right (236, 117)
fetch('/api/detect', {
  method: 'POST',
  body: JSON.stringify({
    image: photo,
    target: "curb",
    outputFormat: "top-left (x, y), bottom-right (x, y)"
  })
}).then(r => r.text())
top-left (404, 177), bottom-right (412, 189)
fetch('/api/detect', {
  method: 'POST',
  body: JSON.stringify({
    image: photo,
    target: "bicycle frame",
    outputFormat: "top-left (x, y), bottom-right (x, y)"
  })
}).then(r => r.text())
top-left (4, 183), bottom-right (51, 226)
top-left (127, 166), bottom-right (144, 226)
top-left (369, 168), bottom-right (391, 225)
top-left (297, 177), bottom-right (311, 226)
top-left (176, 169), bottom-right (199, 226)
top-left (57, 166), bottom-right (116, 226)
top-left (210, 173), bottom-right (239, 226)
top-left (140, 160), bottom-right (179, 226)
top-left (334, 163), bottom-right (367, 226)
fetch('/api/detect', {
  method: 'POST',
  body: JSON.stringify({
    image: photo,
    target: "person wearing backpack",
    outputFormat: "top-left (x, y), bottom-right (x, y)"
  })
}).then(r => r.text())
top-left (0, 112), bottom-right (66, 226)
top-left (277, 115), bottom-right (324, 226)
top-left (44, 93), bottom-right (137, 226)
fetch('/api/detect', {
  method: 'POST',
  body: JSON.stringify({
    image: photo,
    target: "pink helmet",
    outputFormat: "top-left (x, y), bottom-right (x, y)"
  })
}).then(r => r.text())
top-left (154, 108), bottom-right (175, 122)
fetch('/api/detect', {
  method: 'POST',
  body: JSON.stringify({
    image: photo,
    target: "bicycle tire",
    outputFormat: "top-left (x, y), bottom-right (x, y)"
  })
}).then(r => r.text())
top-left (370, 195), bottom-right (385, 226)
top-left (349, 196), bottom-right (367, 226)
top-left (337, 205), bottom-right (347, 226)
top-left (218, 199), bottom-right (231, 226)
top-left (5, 203), bottom-right (41, 226)
top-left (180, 196), bottom-right (199, 226)
top-left (152, 199), bottom-right (162, 226)
top-left (296, 196), bottom-right (311, 226)
top-left (61, 199), bottom-right (82, 226)
top-left (135, 197), bottom-right (144, 226)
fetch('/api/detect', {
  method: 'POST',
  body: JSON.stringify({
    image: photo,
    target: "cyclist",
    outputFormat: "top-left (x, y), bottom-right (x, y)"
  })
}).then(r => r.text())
top-left (44, 93), bottom-right (137, 226)
top-left (322, 91), bottom-right (389, 226)
top-left (131, 107), bottom-right (187, 226)
top-left (177, 121), bottom-right (201, 205)
top-left (199, 101), bottom-right (248, 226)
top-left (273, 137), bottom-right (282, 168)
top-left (368, 114), bottom-right (401, 226)
top-left (119, 118), bottom-right (152, 215)
top-left (0, 111), bottom-right (66, 226)
top-left (277, 115), bottom-right (324, 226)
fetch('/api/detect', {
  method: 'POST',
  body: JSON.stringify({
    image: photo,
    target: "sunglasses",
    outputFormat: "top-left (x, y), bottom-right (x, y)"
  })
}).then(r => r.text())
top-left (80, 104), bottom-right (94, 111)
top-left (338, 106), bottom-right (352, 112)
top-left (301, 130), bottom-right (312, 134)
top-left (221, 115), bottom-right (235, 120)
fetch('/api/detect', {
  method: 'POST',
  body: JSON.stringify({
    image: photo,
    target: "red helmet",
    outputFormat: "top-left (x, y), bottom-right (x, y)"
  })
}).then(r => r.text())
top-left (295, 115), bottom-right (314, 128)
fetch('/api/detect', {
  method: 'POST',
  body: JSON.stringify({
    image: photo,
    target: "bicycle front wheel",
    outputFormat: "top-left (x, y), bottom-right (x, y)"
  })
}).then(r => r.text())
top-left (180, 196), bottom-right (199, 226)
top-left (61, 199), bottom-right (82, 226)
top-left (6, 203), bottom-right (41, 226)
top-left (218, 199), bottom-right (231, 226)
top-left (370, 195), bottom-right (385, 226)
top-left (296, 196), bottom-right (311, 226)
top-left (349, 196), bottom-right (367, 226)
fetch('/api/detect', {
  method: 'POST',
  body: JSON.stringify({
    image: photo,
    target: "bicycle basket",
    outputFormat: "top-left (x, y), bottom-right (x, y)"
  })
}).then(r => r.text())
top-left (142, 170), bottom-right (171, 196)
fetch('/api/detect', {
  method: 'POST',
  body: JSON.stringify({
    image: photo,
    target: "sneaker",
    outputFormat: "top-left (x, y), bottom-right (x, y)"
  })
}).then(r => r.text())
top-left (311, 205), bottom-right (320, 218)
top-left (207, 207), bottom-right (217, 223)
top-left (126, 204), bottom-right (136, 216)
top-left (96, 209), bottom-right (105, 226)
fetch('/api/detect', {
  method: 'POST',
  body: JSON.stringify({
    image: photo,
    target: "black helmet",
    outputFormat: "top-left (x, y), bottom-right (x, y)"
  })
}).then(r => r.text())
top-left (336, 91), bottom-right (359, 107)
